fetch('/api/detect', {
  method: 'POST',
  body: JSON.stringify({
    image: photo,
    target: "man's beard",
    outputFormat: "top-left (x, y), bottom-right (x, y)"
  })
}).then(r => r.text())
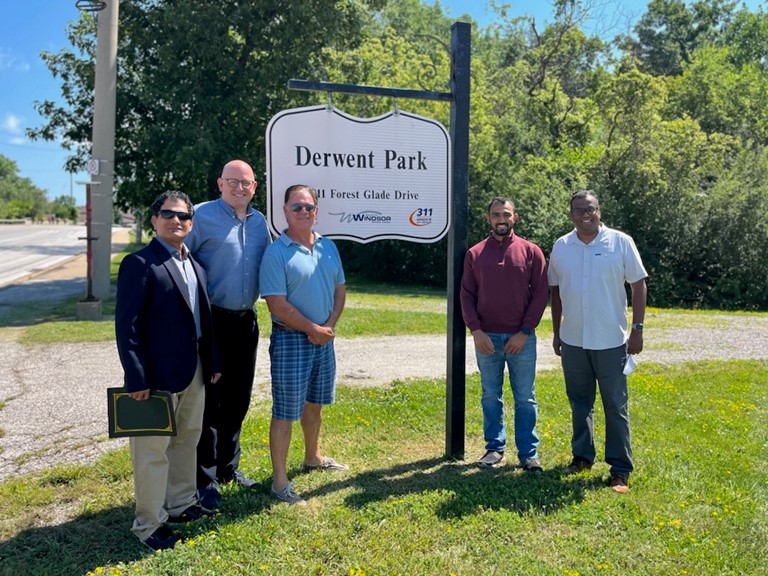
top-left (493, 223), bottom-right (509, 235)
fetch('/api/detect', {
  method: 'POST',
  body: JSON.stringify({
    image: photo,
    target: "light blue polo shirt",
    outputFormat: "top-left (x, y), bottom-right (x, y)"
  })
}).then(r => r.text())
top-left (259, 231), bottom-right (345, 326)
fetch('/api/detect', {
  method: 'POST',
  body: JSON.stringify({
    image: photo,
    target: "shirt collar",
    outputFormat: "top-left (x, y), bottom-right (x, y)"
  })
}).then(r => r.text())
top-left (278, 229), bottom-right (323, 247)
top-left (216, 197), bottom-right (253, 219)
top-left (156, 236), bottom-right (189, 260)
top-left (566, 224), bottom-right (606, 246)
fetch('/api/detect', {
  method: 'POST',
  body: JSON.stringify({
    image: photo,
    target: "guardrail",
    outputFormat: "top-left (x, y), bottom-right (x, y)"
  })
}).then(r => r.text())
top-left (0, 219), bottom-right (28, 225)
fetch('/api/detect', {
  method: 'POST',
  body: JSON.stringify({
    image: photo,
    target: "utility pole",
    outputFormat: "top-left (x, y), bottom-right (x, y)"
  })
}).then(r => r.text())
top-left (80, 0), bottom-right (119, 304)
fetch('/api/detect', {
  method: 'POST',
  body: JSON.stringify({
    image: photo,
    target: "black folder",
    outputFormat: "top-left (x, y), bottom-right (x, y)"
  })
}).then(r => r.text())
top-left (107, 388), bottom-right (177, 438)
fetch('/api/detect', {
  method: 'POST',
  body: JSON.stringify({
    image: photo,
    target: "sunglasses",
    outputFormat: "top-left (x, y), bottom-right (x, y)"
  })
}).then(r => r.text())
top-left (288, 203), bottom-right (317, 213)
top-left (158, 209), bottom-right (193, 221)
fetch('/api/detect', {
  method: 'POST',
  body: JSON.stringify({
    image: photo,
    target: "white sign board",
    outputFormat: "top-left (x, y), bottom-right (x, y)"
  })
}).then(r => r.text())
top-left (266, 105), bottom-right (451, 243)
top-left (87, 158), bottom-right (100, 175)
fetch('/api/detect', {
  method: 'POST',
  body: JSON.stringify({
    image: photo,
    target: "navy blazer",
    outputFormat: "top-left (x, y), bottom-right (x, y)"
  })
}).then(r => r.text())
top-left (115, 238), bottom-right (217, 393)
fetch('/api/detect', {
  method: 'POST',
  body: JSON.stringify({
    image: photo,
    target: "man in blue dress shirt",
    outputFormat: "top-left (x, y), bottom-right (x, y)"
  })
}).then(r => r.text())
top-left (185, 159), bottom-right (272, 510)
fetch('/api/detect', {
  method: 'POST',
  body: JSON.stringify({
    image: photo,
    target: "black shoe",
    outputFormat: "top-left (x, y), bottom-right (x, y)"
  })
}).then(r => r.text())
top-left (143, 524), bottom-right (180, 551)
top-left (609, 473), bottom-right (630, 494)
top-left (520, 457), bottom-right (543, 474)
top-left (477, 450), bottom-right (505, 468)
top-left (564, 456), bottom-right (593, 475)
top-left (167, 504), bottom-right (213, 524)
top-left (222, 470), bottom-right (258, 489)
top-left (198, 482), bottom-right (222, 513)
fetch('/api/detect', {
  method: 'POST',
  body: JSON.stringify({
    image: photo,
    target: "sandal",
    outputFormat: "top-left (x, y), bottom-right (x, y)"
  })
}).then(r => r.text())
top-left (302, 457), bottom-right (349, 472)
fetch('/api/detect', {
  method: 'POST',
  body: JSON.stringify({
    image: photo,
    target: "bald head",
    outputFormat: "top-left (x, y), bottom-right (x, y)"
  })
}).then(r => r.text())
top-left (221, 159), bottom-right (253, 177)
top-left (217, 159), bottom-right (257, 217)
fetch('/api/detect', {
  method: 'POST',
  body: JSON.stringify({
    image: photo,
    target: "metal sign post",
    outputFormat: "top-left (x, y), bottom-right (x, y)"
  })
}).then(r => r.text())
top-left (76, 181), bottom-right (102, 320)
top-left (287, 21), bottom-right (471, 458)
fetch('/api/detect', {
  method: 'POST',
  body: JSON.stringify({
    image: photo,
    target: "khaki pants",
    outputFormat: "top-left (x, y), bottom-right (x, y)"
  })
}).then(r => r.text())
top-left (130, 358), bottom-right (205, 541)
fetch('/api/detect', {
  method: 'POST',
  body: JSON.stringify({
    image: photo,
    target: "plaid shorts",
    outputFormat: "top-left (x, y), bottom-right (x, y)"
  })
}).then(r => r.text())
top-left (269, 329), bottom-right (336, 421)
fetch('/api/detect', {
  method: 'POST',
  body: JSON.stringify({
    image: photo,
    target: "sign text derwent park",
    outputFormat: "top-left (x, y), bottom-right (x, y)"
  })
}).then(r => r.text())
top-left (266, 105), bottom-right (451, 243)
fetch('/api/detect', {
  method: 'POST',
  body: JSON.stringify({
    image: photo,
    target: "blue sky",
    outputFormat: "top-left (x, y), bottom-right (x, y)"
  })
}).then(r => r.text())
top-left (0, 1), bottom-right (764, 206)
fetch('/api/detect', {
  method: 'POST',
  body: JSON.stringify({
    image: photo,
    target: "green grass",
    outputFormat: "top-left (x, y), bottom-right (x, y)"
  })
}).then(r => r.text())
top-left (3, 256), bottom-right (768, 574)
top-left (0, 361), bottom-right (766, 575)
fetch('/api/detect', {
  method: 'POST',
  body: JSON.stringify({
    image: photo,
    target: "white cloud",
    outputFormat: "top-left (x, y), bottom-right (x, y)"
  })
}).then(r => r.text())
top-left (9, 136), bottom-right (27, 145)
top-left (0, 47), bottom-right (30, 71)
top-left (0, 48), bottom-right (15, 69)
top-left (2, 113), bottom-right (23, 134)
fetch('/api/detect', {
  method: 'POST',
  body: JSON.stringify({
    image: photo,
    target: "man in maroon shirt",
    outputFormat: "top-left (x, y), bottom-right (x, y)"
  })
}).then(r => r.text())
top-left (460, 197), bottom-right (549, 471)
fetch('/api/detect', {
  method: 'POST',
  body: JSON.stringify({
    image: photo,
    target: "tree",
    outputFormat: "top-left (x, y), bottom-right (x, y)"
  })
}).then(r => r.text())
top-left (0, 155), bottom-right (48, 220)
top-left (667, 45), bottom-right (768, 146)
top-left (721, 7), bottom-right (768, 70)
top-left (621, 0), bottom-right (737, 76)
top-left (48, 195), bottom-right (80, 223)
top-left (29, 0), bottom-right (386, 214)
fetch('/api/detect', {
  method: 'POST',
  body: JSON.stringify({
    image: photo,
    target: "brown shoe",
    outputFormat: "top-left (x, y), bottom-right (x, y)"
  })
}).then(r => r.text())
top-left (564, 457), bottom-right (593, 475)
top-left (609, 474), bottom-right (630, 494)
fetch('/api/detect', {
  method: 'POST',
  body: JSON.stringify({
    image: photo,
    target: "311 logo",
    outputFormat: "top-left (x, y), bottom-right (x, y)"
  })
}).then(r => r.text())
top-left (409, 208), bottom-right (433, 227)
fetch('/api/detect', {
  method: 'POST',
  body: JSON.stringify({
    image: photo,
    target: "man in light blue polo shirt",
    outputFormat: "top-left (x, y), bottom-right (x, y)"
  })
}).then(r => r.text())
top-left (259, 184), bottom-right (347, 506)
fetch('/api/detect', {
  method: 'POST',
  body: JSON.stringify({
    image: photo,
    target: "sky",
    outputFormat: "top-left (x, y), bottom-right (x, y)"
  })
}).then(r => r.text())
top-left (0, 1), bottom-right (764, 206)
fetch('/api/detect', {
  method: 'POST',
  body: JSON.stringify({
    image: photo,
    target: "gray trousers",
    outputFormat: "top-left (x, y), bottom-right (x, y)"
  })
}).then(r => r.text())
top-left (560, 342), bottom-right (633, 476)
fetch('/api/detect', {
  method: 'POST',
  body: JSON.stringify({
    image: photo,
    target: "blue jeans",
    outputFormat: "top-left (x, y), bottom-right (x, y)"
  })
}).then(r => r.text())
top-left (475, 332), bottom-right (539, 460)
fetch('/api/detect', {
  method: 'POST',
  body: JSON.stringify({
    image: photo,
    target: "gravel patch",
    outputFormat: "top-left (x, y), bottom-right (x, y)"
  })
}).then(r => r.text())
top-left (1, 317), bottom-right (767, 483)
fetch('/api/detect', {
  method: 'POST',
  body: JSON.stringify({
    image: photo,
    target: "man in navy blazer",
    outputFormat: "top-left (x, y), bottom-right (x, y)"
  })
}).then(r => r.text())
top-left (115, 190), bottom-right (220, 551)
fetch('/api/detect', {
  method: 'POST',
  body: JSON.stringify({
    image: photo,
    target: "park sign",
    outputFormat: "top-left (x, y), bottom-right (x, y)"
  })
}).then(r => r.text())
top-left (266, 105), bottom-right (451, 243)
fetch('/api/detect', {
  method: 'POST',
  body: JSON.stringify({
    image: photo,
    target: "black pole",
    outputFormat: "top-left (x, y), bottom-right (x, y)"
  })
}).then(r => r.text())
top-left (445, 21), bottom-right (470, 459)
top-left (83, 184), bottom-right (99, 301)
top-left (286, 22), bottom-right (472, 459)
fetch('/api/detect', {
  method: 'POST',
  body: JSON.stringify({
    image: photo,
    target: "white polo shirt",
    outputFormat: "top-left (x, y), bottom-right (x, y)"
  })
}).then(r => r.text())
top-left (548, 225), bottom-right (647, 350)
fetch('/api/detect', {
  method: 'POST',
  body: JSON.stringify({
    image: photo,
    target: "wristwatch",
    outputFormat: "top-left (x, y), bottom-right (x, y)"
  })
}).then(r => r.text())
top-left (631, 323), bottom-right (644, 332)
top-left (520, 327), bottom-right (533, 336)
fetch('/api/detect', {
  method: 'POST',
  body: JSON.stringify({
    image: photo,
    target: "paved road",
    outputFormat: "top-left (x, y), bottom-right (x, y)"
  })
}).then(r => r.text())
top-left (0, 224), bottom-right (87, 288)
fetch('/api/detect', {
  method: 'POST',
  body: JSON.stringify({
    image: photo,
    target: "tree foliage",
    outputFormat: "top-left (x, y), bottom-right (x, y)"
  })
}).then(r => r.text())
top-left (0, 155), bottom-right (49, 220)
top-left (29, 0), bottom-right (385, 214)
top-left (621, 0), bottom-right (737, 76)
top-left (29, 0), bottom-right (768, 308)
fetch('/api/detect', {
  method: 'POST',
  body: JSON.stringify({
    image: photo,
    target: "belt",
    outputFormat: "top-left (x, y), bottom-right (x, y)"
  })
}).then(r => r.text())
top-left (212, 305), bottom-right (252, 317)
top-left (272, 322), bottom-right (299, 332)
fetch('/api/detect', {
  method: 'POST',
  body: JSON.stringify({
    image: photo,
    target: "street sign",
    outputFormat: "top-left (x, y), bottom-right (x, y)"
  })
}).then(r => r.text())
top-left (87, 159), bottom-right (100, 175)
top-left (266, 105), bottom-right (451, 243)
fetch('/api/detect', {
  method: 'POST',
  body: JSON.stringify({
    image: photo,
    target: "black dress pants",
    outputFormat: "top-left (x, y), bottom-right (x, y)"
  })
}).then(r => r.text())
top-left (197, 307), bottom-right (259, 488)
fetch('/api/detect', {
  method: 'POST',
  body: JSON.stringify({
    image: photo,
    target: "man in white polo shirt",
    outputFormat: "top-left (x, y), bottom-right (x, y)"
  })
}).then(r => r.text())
top-left (548, 190), bottom-right (647, 494)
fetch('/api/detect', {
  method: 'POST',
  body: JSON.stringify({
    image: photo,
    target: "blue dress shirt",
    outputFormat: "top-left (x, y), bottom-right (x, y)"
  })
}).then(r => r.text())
top-left (185, 198), bottom-right (272, 311)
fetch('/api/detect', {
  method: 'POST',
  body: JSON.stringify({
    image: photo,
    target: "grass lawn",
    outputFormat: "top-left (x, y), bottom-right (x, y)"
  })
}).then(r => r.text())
top-left (0, 359), bottom-right (766, 575)
top-left (1, 245), bottom-right (766, 574)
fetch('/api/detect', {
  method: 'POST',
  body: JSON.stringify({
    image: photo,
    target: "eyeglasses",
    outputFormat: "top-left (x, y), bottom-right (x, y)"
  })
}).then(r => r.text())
top-left (571, 206), bottom-right (598, 216)
top-left (288, 203), bottom-right (317, 213)
top-left (158, 209), bottom-right (193, 221)
top-left (224, 178), bottom-right (256, 189)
